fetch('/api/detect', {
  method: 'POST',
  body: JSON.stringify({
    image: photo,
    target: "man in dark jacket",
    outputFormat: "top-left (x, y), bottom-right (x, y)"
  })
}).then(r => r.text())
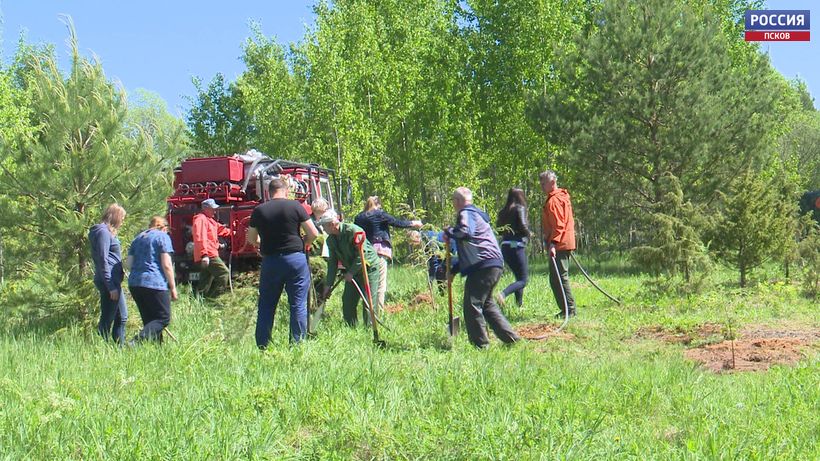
top-left (445, 187), bottom-right (519, 348)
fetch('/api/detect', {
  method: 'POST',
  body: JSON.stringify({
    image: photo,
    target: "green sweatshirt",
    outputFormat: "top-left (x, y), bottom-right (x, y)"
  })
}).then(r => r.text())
top-left (325, 222), bottom-right (380, 287)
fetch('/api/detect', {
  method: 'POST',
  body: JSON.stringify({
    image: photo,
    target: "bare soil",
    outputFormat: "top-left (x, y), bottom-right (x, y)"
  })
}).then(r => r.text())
top-left (638, 323), bottom-right (819, 373)
top-left (385, 292), bottom-right (434, 314)
top-left (410, 292), bottom-right (433, 307)
top-left (516, 323), bottom-right (576, 341)
top-left (384, 302), bottom-right (407, 314)
top-left (684, 338), bottom-right (814, 373)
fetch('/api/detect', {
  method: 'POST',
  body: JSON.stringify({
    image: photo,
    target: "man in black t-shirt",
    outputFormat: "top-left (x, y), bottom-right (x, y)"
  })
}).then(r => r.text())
top-left (247, 178), bottom-right (319, 347)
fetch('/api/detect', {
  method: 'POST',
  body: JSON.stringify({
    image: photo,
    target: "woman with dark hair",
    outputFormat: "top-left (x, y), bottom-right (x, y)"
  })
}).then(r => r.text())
top-left (88, 204), bottom-right (128, 344)
top-left (495, 188), bottom-right (531, 307)
top-left (354, 196), bottom-right (422, 309)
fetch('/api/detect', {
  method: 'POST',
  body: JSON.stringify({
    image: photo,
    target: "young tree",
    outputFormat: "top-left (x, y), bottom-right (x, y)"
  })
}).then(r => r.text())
top-left (631, 174), bottom-right (710, 281)
top-left (0, 26), bottom-right (174, 277)
top-left (708, 170), bottom-right (792, 287)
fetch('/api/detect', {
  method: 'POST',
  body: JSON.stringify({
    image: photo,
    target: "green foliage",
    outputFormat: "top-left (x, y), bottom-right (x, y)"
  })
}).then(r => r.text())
top-left (708, 170), bottom-right (794, 287)
top-left (0, 22), bottom-right (188, 327)
top-left (235, 26), bottom-right (305, 159)
top-left (0, 25), bottom-right (179, 278)
top-left (528, 0), bottom-right (783, 234)
top-left (797, 220), bottom-right (820, 297)
top-left (779, 110), bottom-right (820, 191)
top-left (185, 72), bottom-right (254, 155)
top-left (0, 261), bottom-right (96, 333)
top-left (631, 174), bottom-right (711, 281)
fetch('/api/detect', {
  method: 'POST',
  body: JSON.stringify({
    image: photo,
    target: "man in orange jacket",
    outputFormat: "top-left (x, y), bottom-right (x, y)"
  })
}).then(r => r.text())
top-left (540, 170), bottom-right (577, 318)
top-left (192, 199), bottom-right (232, 297)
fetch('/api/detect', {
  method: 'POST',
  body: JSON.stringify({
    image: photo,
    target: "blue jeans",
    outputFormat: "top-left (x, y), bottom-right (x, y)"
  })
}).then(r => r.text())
top-left (94, 279), bottom-right (127, 344)
top-left (256, 252), bottom-right (310, 347)
top-left (501, 244), bottom-right (528, 306)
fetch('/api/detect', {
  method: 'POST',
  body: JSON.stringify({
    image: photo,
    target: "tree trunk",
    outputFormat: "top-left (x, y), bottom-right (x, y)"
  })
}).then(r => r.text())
top-left (739, 263), bottom-right (746, 288)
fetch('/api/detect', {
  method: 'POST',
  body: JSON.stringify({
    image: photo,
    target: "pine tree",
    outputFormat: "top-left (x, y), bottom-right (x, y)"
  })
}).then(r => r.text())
top-left (708, 170), bottom-right (791, 287)
top-left (528, 0), bottom-right (783, 226)
top-left (0, 24), bottom-right (174, 277)
top-left (631, 173), bottom-right (710, 281)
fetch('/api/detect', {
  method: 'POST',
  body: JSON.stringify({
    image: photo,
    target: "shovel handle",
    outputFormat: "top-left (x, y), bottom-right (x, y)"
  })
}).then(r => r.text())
top-left (355, 232), bottom-right (380, 341)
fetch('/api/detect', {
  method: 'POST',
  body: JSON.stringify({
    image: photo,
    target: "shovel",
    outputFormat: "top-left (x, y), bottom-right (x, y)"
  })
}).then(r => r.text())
top-left (354, 231), bottom-right (386, 347)
top-left (349, 277), bottom-right (392, 332)
top-left (308, 275), bottom-right (342, 336)
top-left (444, 236), bottom-right (460, 337)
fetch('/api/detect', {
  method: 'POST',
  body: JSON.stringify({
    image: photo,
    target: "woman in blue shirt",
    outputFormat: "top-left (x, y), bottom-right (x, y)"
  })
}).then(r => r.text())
top-left (88, 204), bottom-right (127, 344)
top-left (126, 216), bottom-right (177, 342)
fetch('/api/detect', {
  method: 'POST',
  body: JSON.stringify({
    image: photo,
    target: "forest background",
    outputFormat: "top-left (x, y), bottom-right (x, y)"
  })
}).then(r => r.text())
top-left (0, 0), bottom-right (817, 323)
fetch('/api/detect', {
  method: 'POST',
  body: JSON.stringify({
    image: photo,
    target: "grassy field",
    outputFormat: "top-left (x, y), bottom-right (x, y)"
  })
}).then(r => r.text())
top-left (0, 256), bottom-right (817, 460)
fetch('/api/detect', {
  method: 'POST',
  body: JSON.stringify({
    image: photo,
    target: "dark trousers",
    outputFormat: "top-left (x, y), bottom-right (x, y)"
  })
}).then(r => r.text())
top-left (256, 252), bottom-right (310, 347)
top-left (129, 286), bottom-right (171, 341)
top-left (196, 256), bottom-right (230, 297)
top-left (427, 256), bottom-right (447, 294)
top-left (94, 279), bottom-right (127, 344)
top-left (548, 251), bottom-right (575, 314)
top-left (463, 267), bottom-right (520, 347)
top-left (500, 245), bottom-right (529, 306)
top-left (341, 263), bottom-right (383, 327)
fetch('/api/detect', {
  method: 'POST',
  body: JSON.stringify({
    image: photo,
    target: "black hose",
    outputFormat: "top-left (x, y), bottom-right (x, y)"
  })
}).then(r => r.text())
top-left (570, 253), bottom-right (621, 305)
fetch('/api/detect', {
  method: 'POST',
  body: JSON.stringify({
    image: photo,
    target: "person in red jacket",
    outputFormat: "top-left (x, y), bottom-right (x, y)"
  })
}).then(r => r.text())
top-left (540, 170), bottom-right (577, 318)
top-left (192, 199), bottom-right (232, 297)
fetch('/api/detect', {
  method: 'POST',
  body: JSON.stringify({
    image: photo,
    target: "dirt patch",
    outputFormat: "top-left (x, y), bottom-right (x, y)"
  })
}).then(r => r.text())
top-left (410, 292), bottom-right (433, 307)
top-left (685, 338), bottom-right (814, 373)
top-left (635, 323), bottom-right (725, 345)
top-left (384, 303), bottom-right (407, 314)
top-left (385, 292), bottom-right (435, 314)
top-left (637, 323), bottom-right (819, 373)
top-left (517, 323), bottom-right (575, 341)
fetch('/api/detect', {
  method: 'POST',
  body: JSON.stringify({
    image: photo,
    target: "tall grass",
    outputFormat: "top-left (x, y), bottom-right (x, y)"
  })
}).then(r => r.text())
top-left (0, 258), bottom-right (817, 460)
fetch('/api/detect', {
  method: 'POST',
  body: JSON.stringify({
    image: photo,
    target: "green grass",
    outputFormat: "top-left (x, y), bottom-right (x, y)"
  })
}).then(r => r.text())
top-left (0, 257), bottom-right (817, 460)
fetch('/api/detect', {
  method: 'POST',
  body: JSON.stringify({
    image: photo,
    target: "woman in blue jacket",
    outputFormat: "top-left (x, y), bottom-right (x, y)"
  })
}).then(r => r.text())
top-left (88, 204), bottom-right (128, 344)
top-left (354, 196), bottom-right (422, 309)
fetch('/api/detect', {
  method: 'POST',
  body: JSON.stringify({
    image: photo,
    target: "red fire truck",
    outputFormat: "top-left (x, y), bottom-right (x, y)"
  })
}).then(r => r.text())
top-left (166, 150), bottom-right (337, 282)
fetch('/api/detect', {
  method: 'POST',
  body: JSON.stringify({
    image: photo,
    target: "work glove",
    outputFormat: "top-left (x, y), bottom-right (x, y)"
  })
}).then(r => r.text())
top-left (201, 256), bottom-right (210, 267)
